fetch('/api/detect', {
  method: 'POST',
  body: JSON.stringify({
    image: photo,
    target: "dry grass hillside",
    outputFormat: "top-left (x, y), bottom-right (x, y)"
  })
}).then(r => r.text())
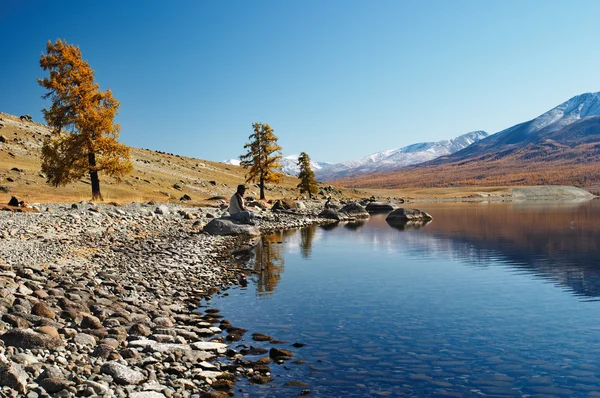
top-left (0, 112), bottom-right (355, 204)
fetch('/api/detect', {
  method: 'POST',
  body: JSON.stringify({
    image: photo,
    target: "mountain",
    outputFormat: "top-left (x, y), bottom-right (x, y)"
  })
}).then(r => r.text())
top-left (333, 92), bottom-right (600, 188)
top-left (278, 155), bottom-right (332, 176)
top-left (221, 156), bottom-right (331, 176)
top-left (316, 131), bottom-right (489, 181)
top-left (443, 92), bottom-right (600, 161)
top-left (221, 159), bottom-right (241, 166)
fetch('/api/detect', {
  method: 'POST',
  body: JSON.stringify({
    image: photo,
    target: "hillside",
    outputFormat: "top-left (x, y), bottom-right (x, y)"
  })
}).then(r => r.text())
top-left (0, 112), bottom-right (347, 204)
top-left (333, 93), bottom-right (600, 189)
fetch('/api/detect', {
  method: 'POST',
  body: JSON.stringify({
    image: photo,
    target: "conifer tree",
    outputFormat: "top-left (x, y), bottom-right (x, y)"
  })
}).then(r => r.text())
top-left (297, 151), bottom-right (318, 197)
top-left (239, 122), bottom-right (283, 200)
top-left (38, 39), bottom-right (132, 201)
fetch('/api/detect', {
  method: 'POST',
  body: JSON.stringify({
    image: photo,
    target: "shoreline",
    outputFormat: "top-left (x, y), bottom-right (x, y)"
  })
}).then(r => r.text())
top-left (0, 192), bottom-right (595, 396)
top-left (0, 200), bottom-right (333, 397)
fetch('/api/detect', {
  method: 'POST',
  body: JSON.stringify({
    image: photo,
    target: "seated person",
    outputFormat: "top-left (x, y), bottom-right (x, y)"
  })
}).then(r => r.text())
top-left (228, 184), bottom-right (255, 224)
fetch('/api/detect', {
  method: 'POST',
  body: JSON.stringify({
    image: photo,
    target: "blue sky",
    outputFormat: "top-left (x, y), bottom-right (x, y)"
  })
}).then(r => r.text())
top-left (2, 0), bottom-right (600, 163)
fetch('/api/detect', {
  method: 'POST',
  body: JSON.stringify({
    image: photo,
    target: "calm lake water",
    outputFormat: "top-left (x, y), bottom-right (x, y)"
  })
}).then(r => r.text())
top-left (204, 200), bottom-right (600, 397)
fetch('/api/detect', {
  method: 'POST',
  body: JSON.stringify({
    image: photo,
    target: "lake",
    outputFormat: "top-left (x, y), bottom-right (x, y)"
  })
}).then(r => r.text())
top-left (204, 200), bottom-right (600, 397)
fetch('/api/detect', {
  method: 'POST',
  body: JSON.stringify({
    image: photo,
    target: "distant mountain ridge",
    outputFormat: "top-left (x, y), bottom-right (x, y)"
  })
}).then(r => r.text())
top-left (221, 156), bottom-right (331, 176)
top-left (315, 131), bottom-right (489, 180)
top-left (430, 91), bottom-right (600, 163)
top-left (333, 91), bottom-right (600, 188)
top-left (221, 130), bottom-right (488, 178)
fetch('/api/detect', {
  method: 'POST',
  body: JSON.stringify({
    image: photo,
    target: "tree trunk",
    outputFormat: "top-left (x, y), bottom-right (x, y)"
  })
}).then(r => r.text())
top-left (88, 151), bottom-right (103, 201)
top-left (259, 175), bottom-right (265, 200)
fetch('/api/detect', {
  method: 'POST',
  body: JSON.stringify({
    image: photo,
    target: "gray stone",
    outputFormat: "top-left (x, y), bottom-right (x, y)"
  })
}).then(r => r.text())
top-left (386, 208), bottom-right (433, 222)
top-left (38, 377), bottom-right (74, 393)
top-left (100, 361), bottom-right (146, 385)
top-left (203, 218), bottom-right (260, 236)
top-left (154, 205), bottom-right (169, 215)
top-left (0, 362), bottom-right (28, 394)
top-left (339, 202), bottom-right (370, 219)
top-left (73, 333), bottom-right (97, 347)
top-left (129, 392), bottom-right (166, 398)
top-left (365, 202), bottom-right (397, 213)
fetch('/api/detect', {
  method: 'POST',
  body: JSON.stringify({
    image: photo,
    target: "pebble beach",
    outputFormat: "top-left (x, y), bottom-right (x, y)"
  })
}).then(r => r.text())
top-left (0, 200), bottom-right (331, 397)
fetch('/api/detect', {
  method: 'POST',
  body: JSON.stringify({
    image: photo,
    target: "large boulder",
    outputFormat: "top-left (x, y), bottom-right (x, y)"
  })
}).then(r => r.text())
top-left (318, 208), bottom-right (343, 220)
top-left (365, 202), bottom-right (397, 213)
top-left (386, 208), bottom-right (432, 222)
top-left (203, 218), bottom-right (260, 236)
top-left (339, 202), bottom-right (370, 219)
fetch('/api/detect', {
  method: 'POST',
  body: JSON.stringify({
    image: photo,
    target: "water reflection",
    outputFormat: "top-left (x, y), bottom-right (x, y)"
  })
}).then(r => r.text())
top-left (386, 219), bottom-right (432, 231)
top-left (409, 200), bottom-right (600, 299)
top-left (300, 226), bottom-right (316, 258)
top-left (212, 200), bottom-right (600, 397)
top-left (248, 200), bottom-right (600, 299)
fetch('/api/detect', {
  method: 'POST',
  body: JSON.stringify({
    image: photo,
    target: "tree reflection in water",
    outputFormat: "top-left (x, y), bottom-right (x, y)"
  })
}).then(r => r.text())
top-left (300, 225), bottom-right (316, 259)
top-left (251, 230), bottom-right (295, 296)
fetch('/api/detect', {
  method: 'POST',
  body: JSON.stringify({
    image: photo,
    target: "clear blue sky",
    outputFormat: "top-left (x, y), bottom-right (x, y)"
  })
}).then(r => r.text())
top-left (2, 0), bottom-right (600, 163)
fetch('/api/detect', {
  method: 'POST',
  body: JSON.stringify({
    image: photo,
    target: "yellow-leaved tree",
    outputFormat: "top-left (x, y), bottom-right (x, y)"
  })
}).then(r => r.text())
top-left (297, 151), bottom-right (318, 198)
top-left (239, 122), bottom-right (283, 200)
top-left (38, 39), bottom-right (132, 201)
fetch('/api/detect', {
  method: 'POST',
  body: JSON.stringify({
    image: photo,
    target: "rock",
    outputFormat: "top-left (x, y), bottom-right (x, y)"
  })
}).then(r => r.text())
top-left (36, 325), bottom-right (60, 339)
top-left (0, 362), bottom-right (28, 393)
top-left (190, 341), bottom-right (228, 352)
top-left (385, 208), bottom-right (433, 222)
top-left (100, 361), bottom-right (146, 385)
top-left (2, 314), bottom-right (31, 328)
top-left (152, 316), bottom-right (173, 328)
top-left (318, 208), bottom-right (342, 220)
top-left (179, 194), bottom-right (191, 201)
top-left (129, 323), bottom-right (152, 337)
top-left (0, 135), bottom-right (6, 142)
top-left (129, 392), bottom-right (166, 398)
top-left (269, 347), bottom-right (294, 360)
top-left (340, 202), bottom-right (370, 219)
top-left (73, 333), bottom-right (97, 347)
top-left (271, 199), bottom-right (295, 211)
top-left (38, 377), bottom-right (74, 393)
top-left (1, 328), bottom-right (63, 349)
top-left (203, 218), bottom-right (260, 236)
top-left (81, 314), bottom-right (103, 329)
top-left (31, 302), bottom-right (56, 319)
top-left (365, 202), bottom-right (397, 213)
top-left (251, 333), bottom-right (273, 342)
top-left (154, 205), bottom-right (170, 215)
top-left (8, 196), bottom-right (19, 206)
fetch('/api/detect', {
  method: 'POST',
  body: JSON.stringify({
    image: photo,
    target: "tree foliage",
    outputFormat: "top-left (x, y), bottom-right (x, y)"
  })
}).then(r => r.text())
top-left (297, 151), bottom-right (318, 197)
top-left (38, 39), bottom-right (132, 200)
top-left (239, 122), bottom-right (283, 199)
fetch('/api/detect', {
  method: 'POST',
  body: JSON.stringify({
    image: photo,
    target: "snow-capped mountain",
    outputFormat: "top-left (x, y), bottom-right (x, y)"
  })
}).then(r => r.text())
top-left (315, 131), bottom-right (489, 181)
top-left (220, 156), bottom-right (331, 176)
top-left (278, 155), bottom-right (332, 176)
top-left (221, 159), bottom-right (240, 166)
top-left (447, 91), bottom-right (600, 160)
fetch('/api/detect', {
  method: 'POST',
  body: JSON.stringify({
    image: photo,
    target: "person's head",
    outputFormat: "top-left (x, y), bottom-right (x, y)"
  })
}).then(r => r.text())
top-left (236, 184), bottom-right (246, 196)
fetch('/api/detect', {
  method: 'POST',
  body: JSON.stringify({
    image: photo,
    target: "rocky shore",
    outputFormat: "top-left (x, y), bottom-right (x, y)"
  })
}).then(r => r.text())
top-left (0, 199), bottom-right (336, 397)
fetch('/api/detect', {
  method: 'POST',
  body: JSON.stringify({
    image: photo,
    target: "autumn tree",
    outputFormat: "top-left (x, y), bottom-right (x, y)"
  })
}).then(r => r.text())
top-left (38, 39), bottom-right (132, 201)
top-left (297, 151), bottom-right (318, 198)
top-left (239, 122), bottom-right (283, 200)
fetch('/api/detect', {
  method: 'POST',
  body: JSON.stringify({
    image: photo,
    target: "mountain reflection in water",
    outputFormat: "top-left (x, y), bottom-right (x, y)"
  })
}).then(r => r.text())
top-left (244, 199), bottom-right (600, 300)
